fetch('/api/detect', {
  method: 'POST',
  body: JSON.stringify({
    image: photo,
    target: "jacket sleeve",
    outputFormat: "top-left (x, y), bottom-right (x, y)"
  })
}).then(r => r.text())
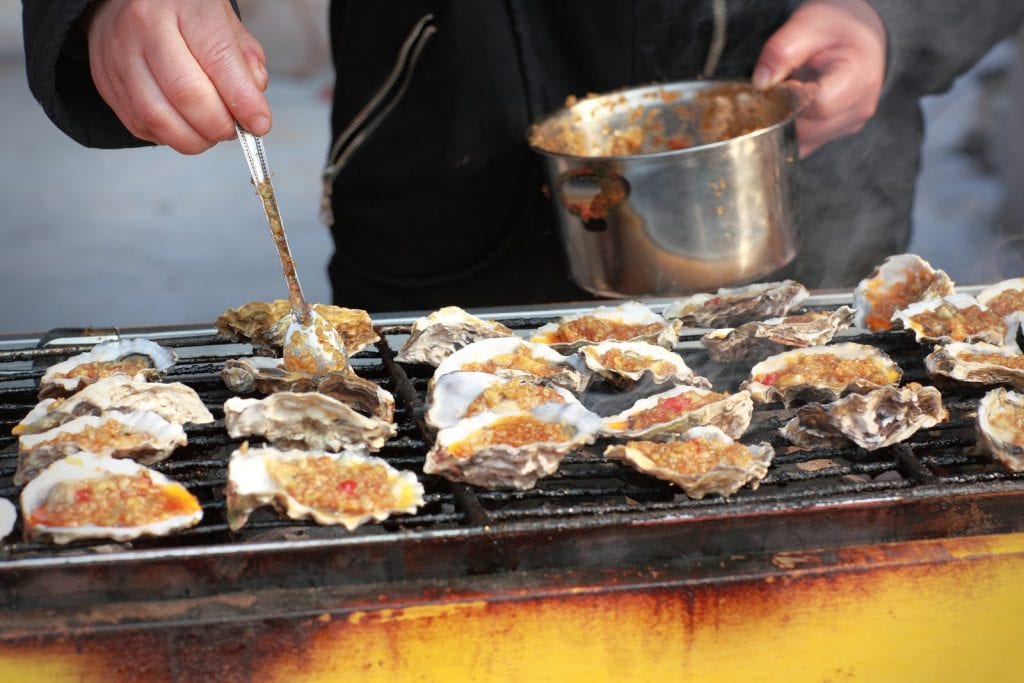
top-left (869, 0), bottom-right (1024, 97)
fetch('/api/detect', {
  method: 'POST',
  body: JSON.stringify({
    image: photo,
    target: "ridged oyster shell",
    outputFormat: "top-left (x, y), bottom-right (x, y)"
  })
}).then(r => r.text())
top-left (925, 341), bottom-right (1024, 390)
top-left (781, 382), bottom-right (947, 451)
top-left (853, 253), bottom-right (955, 331)
top-left (663, 280), bottom-right (809, 328)
top-left (530, 301), bottom-right (682, 351)
top-left (433, 337), bottom-right (590, 393)
top-left (39, 339), bottom-right (176, 399)
top-left (21, 452), bottom-right (202, 544)
top-left (976, 388), bottom-right (1024, 471)
top-left (579, 341), bottom-right (711, 388)
top-left (395, 306), bottom-right (515, 366)
top-left (216, 300), bottom-right (379, 356)
top-left (16, 410), bottom-right (187, 485)
top-left (891, 293), bottom-right (1005, 345)
top-left (702, 306), bottom-right (856, 363)
top-left (604, 426), bottom-right (774, 499)
top-left (741, 342), bottom-right (902, 406)
top-left (226, 444), bottom-right (424, 531)
top-left (424, 402), bottom-right (601, 490)
top-left (977, 278), bottom-right (1024, 342)
top-left (426, 372), bottom-right (581, 431)
top-left (224, 392), bottom-right (396, 452)
top-left (601, 385), bottom-right (753, 439)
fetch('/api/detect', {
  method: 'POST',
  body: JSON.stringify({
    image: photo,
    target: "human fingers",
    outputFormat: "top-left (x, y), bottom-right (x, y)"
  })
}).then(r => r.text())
top-left (795, 56), bottom-right (880, 157)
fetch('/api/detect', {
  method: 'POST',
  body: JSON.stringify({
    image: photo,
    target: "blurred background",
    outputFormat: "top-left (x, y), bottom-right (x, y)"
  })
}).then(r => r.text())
top-left (1, 2), bottom-right (1023, 335)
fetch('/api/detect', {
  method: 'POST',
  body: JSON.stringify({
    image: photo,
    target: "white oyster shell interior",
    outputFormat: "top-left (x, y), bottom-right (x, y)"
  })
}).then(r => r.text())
top-left (530, 301), bottom-right (681, 350)
top-left (925, 341), bottom-right (1024, 390)
top-left (395, 306), bottom-right (515, 366)
top-left (0, 498), bottom-right (15, 542)
top-left (579, 340), bottom-right (710, 387)
top-left (977, 388), bottom-right (1024, 472)
top-left (433, 336), bottom-right (589, 393)
top-left (891, 293), bottom-right (1005, 345)
top-left (852, 253), bottom-right (955, 332)
top-left (426, 371), bottom-right (581, 431)
top-left (601, 385), bottom-right (753, 440)
top-left (39, 338), bottom-right (177, 398)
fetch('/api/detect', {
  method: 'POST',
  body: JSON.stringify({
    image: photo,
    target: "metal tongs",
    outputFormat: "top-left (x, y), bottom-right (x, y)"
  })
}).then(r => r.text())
top-left (235, 123), bottom-right (348, 374)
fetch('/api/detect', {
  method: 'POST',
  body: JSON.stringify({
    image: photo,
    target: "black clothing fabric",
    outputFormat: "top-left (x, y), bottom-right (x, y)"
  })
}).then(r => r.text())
top-left (22, 0), bottom-right (1024, 312)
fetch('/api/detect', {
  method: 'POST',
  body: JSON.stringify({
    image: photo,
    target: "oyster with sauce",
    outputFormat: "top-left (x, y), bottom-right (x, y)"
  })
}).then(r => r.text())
top-left (604, 426), bottom-right (775, 499)
top-left (226, 444), bottom-right (424, 531)
top-left (925, 341), bottom-right (1024, 390)
top-left (663, 280), bottom-right (809, 328)
top-left (433, 337), bottom-right (590, 393)
top-left (741, 342), bottom-right (903, 405)
top-left (425, 371), bottom-right (582, 431)
top-left (38, 339), bottom-right (176, 399)
top-left (977, 278), bottom-right (1024, 342)
top-left (781, 382), bottom-right (947, 451)
top-left (530, 301), bottom-right (682, 351)
top-left (977, 388), bottom-right (1024, 471)
top-left (424, 402), bottom-right (601, 489)
top-left (395, 306), bottom-right (515, 366)
top-left (579, 340), bottom-right (711, 388)
top-left (21, 452), bottom-right (202, 544)
top-left (601, 385), bottom-right (753, 439)
top-left (702, 306), bottom-right (856, 363)
top-left (224, 392), bottom-right (396, 452)
top-left (216, 300), bottom-right (379, 356)
top-left (853, 253), bottom-right (955, 331)
top-left (891, 293), bottom-right (1006, 345)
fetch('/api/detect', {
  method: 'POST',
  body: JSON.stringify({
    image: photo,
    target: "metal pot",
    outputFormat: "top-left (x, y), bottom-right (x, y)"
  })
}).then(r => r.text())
top-left (529, 80), bottom-right (800, 297)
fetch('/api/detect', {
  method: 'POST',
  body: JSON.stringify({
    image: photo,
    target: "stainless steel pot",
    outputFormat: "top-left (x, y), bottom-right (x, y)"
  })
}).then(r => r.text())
top-left (529, 81), bottom-right (800, 297)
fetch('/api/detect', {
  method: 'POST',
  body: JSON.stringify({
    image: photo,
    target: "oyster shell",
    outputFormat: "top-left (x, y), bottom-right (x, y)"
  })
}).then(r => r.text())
top-left (530, 301), bottom-right (682, 351)
top-left (925, 341), bottom-right (1024, 390)
top-left (601, 386), bottom-right (753, 439)
top-left (395, 306), bottom-right (515, 366)
top-left (701, 306), bottom-right (856, 363)
top-left (0, 498), bottom-right (15, 542)
top-left (425, 371), bottom-right (581, 430)
top-left (433, 337), bottom-right (590, 393)
top-left (781, 382), bottom-right (948, 451)
top-left (216, 300), bottom-right (379, 356)
top-left (977, 388), bottom-right (1024, 471)
top-left (21, 452), bottom-right (202, 544)
top-left (223, 392), bottom-right (396, 452)
top-left (226, 444), bottom-right (424, 531)
top-left (741, 342), bottom-right (903, 405)
top-left (14, 376), bottom-right (214, 436)
top-left (38, 339), bottom-right (176, 399)
top-left (424, 402), bottom-right (601, 490)
top-left (853, 253), bottom-right (955, 331)
top-left (279, 309), bottom-right (351, 376)
top-left (977, 278), bottom-right (1024, 342)
top-left (663, 280), bottom-right (809, 328)
top-left (579, 340), bottom-right (711, 388)
top-left (16, 410), bottom-right (187, 485)
top-left (604, 426), bottom-right (775, 499)
top-left (891, 293), bottom-right (1006, 345)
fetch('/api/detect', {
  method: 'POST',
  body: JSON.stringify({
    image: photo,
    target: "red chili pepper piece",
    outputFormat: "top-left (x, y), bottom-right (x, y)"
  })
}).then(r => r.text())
top-left (337, 479), bottom-right (357, 494)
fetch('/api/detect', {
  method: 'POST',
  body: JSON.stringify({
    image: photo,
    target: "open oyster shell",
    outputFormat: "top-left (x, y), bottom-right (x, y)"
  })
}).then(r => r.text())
top-left (433, 337), bottom-right (590, 393)
top-left (782, 382), bottom-right (947, 451)
top-left (604, 426), bottom-right (775, 499)
top-left (977, 388), bottom-right (1024, 471)
top-left (14, 375), bottom-right (214, 436)
top-left (741, 342), bottom-right (903, 406)
top-left (601, 385), bottom-right (753, 439)
top-left (891, 293), bottom-right (1006, 345)
top-left (38, 339), bottom-right (176, 399)
top-left (216, 300), bottom-right (379, 356)
top-left (925, 341), bottom-right (1024, 390)
top-left (395, 306), bottom-right (515, 366)
top-left (977, 278), bottom-right (1024, 343)
top-left (424, 402), bottom-right (601, 490)
top-left (226, 444), bottom-right (424, 531)
top-left (579, 340), bottom-right (711, 388)
top-left (279, 309), bottom-right (351, 376)
top-left (702, 306), bottom-right (856, 363)
top-left (853, 253), bottom-right (955, 331)
top-left (16, 410), bottom-right (187, 485)
top-left (530, 301), bottom-right (682, 351)
top-left (224, 392), bottom-right (395, 452)
top-left (0, 498), bottom-right (15, 542)
top-left (21, 452), bottom-right (202, 544)
top-left (663, 281), bottom-right (809, 328)
top-left (426, 372), bottom-right (581, 431)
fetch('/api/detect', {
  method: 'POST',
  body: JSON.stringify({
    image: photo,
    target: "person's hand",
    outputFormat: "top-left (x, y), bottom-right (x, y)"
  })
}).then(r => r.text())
top-left (85, 0), bottom-right (271, 154)
top-left (753, 0), bottom-right (886, 157)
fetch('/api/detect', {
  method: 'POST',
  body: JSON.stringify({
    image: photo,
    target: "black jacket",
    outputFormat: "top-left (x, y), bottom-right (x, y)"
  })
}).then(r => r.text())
top-left (22, 0), bottom-right (1024, 311)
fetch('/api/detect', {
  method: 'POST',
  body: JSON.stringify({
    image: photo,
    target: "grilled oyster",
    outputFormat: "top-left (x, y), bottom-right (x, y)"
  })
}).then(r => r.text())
top-left (395, 306), bottom-right (515, 366)
top-left (426, 372), bottom-right (581, 430)
top-left (21, 452), bottom-right (202, 544)
top-left (433, 337), bottom-right (590, 393)
top-left (424, 402), bottom-right (601, 490)
top-left (279, 309), bottom-right (351, 376)
top-left (16, 411), bottom-right (187, 485)
top-left (781, 383), bottom-right (947, 451)
top-left (530, 301), bottom-right (682, 351)
top-left (891, 293), bottom-right (1006, 345)
top-left (601, 385), bottom-right (753, 439)
top-left (977, 388), bottom-right (1024, 471)
top-left (663, 280), bottom-right (809, 328)
top-left (701, 306), bottom-right (856, 363)
top-left (925, 341), bottom-right (1024, 390)
top-left (579, 340), bottom-right (711, 388)
top-left (741, 342), bottom-right (902, 405)
top-left (853, 253), bottom-right (955, 331)
top-left (977, 278), bottom-right (1024, 342)
top-left (224, 392), bottom-right (395, 452)
top-left (14, 376), bottom-right (214, 436)
top-left (604, 426), bottom-right (774, 499)
top-left (216, 300), bottom-right (379, 356)
top-left (38, 339), bottom-right (176, 399)
top-left (226, 444), bottom-right (424, 531)
top-left (0, 499), bottom-right (15, 542)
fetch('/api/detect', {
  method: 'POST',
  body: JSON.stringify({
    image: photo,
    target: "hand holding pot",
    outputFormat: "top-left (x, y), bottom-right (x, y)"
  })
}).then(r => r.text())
top-left (752, 0), bottom-right (887, 158)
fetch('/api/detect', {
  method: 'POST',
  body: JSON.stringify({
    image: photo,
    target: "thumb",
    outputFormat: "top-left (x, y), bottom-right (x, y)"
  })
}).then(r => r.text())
top-left (753, 18), bottom-right (829, 89)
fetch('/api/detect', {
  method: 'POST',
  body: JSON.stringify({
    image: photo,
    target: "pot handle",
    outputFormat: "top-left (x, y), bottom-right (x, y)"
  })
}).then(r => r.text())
top-left (553, 168), bottom-right (630, 232)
